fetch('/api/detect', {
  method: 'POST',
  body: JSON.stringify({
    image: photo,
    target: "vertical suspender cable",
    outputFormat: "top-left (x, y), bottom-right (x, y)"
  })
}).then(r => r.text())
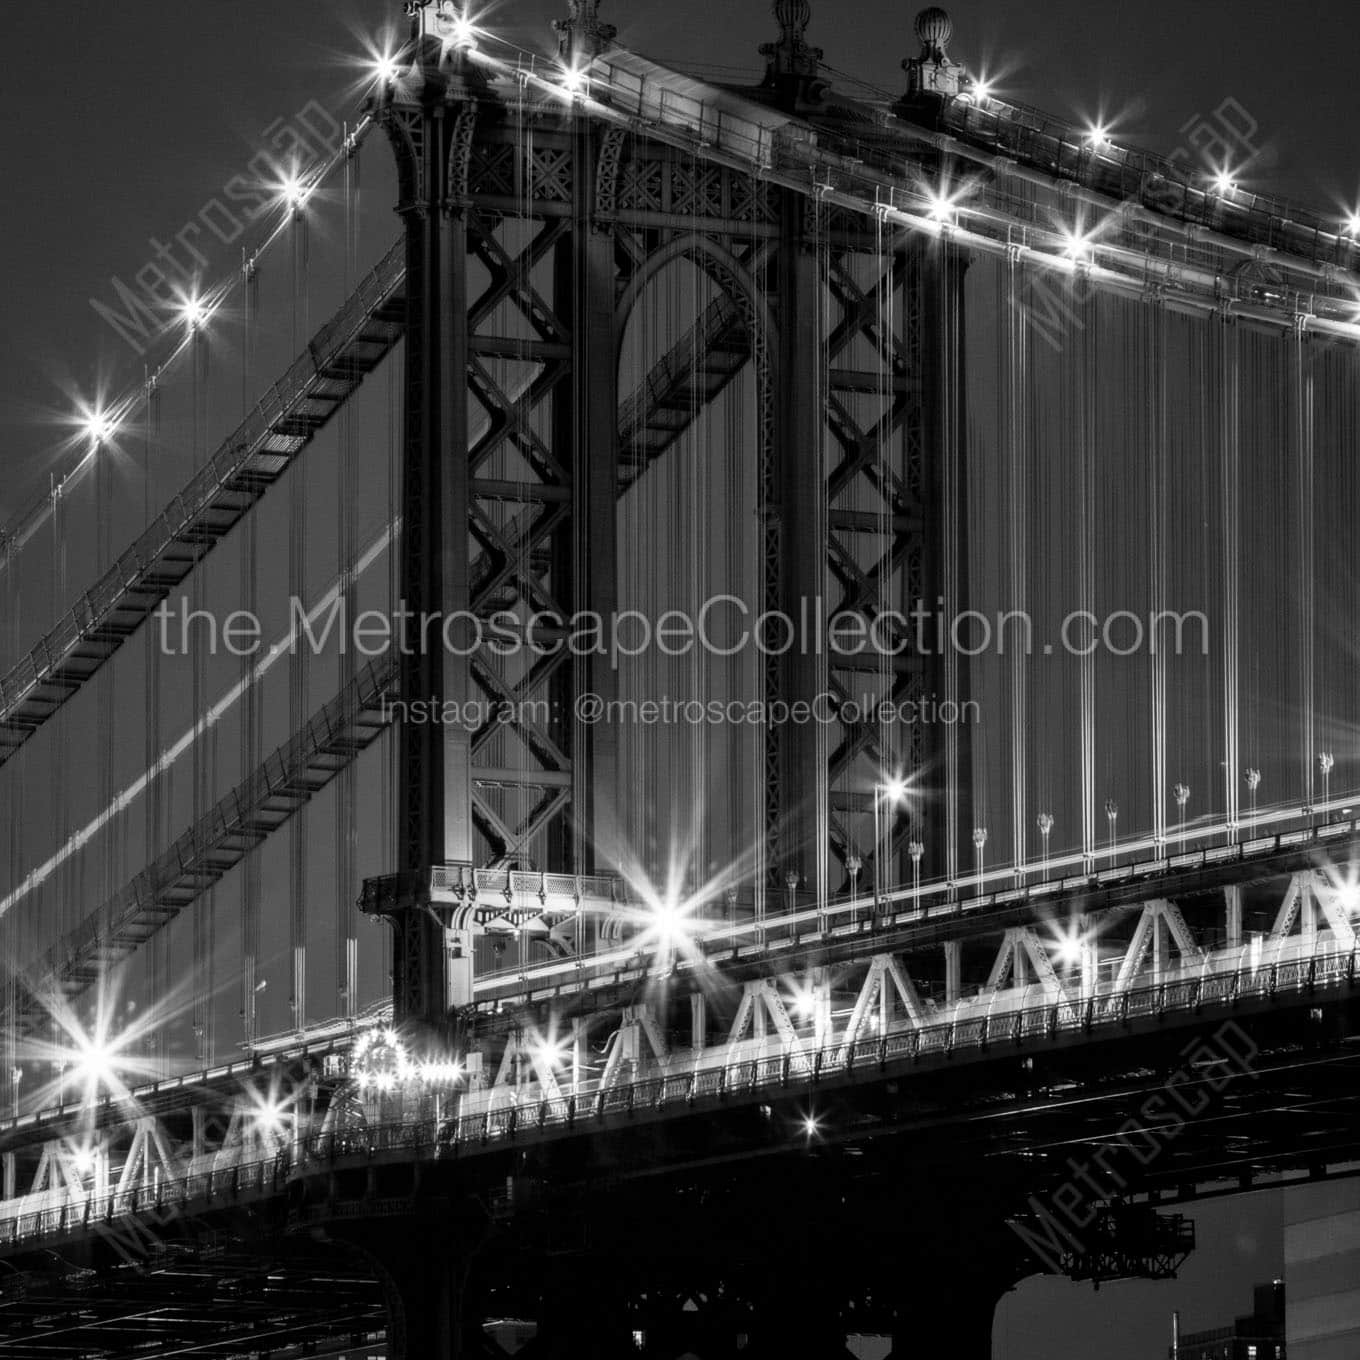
top-left (240, 254), bottom-right (261, 1047)
top-left (289, 206), bottom-right (310, 1032)
top-left (1078, 283), bottom-right (1096, 862)
top-left (336, 134), bottom-right (360, 1019)
top-left (145, 385), bottom-right (167, 1073)
top-left (1220, 312), bottom-right (1240, 836)
top-left (1294, 320), bottom-right (1316, 807)
top-left (875, 209), bottom-right (890, 886)
top-left (4, 534), bottom-right (17, 1110)
top-left (1005, 251), bottom-right (1026, 875)
top-left (190, 322), bottom-right (213, 1064)
top-left (1149, 301), bottom-right (1169, 851)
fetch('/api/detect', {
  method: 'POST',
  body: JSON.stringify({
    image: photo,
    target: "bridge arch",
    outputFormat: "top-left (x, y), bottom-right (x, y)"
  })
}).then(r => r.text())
top-left (615, 234), bottom-right (777, 406)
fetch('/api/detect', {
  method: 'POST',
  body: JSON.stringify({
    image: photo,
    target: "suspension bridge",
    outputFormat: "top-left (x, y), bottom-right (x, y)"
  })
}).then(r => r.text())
top-left (3, 0), bottom-right (1360, 1355)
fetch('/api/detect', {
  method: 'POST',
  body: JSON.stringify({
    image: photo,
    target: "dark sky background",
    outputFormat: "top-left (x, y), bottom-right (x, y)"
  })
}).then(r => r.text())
top-left (1, 0), bottom-right (1343, 1353)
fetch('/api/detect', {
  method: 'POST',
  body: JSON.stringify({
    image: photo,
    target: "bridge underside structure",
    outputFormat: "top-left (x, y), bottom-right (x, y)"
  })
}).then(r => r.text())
top-left (7, 0), bottom-right (1360, 1356)
top-left (3, 822), bottom-right (1360, 1354)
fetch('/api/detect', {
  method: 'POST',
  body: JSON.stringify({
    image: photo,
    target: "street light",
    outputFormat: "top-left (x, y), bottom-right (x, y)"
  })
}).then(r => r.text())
top-left (845, 851), bottom-right (862, 899)
top-left (1244, 769), bottom-right (1261, 826)
top-left (1173, 783), bottom-right (1191, 852)
top-left (972, 826), bottom-right (988, 879)
top-left (1036, 812), bottom-right (1054, 877)
top-left (1104, 798), bottom-right (1118, 857)
top-left (1318, 752), bottom-right (1335, 818)
top-left (873, 779), bottom-right (910, 909)
top-left (908, 840), bottom-right (925, 902)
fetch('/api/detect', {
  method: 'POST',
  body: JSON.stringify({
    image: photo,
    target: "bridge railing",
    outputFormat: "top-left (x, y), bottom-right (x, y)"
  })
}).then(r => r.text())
top-left (0, 912), bottom-right (1354, 1247)
top-left (0, 239), bottom-right (405, 724)
top-left (468, 804), bottom-right (1360, 999)
top-left (430, 940), bottom-right (1355, 1153)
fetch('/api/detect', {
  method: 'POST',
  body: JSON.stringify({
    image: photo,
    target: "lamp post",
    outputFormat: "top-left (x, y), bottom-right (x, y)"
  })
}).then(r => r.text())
top-left (972, 825), bottom-right (988, 881)
top-left (1318, 752), bottom-right (1335, 820)
top-left (1104, 798), bottom-right (1118, 858)
top-left (908, 840), bottom-right (925, 904)
top-left (1173, 783), bottom-right (1191, 852)
top-left (1244, 768), bottom-right (1261, 828)
top-left (1036, 812), bottom-right (1054, 878)
top-left (845, 852), bottom-right (862, 900)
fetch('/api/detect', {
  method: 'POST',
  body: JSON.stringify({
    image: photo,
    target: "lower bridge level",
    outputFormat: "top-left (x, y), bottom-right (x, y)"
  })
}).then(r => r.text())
top-left (2, 839), bottom-right (1360, 1355)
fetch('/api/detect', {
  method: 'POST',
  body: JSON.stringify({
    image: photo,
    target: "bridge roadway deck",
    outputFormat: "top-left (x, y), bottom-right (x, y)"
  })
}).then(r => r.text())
top-left (0, 906), bottom-right (1357, 1259)
top-left (3, 806), bottom-right (1358, 1159)
top-left (471, 808), bottom-right (1360, 1007)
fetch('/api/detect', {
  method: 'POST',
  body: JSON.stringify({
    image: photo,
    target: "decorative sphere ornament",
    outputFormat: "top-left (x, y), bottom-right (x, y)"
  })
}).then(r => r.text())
top-left (773, 0), bottom-right (813, 33)
top-left (915, 6), bottom-right (952, 51)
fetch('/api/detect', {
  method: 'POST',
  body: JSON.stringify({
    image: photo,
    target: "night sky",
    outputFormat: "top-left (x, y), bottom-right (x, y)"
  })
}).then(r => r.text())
top-left (0, 0), bottom-right (1342, 1353)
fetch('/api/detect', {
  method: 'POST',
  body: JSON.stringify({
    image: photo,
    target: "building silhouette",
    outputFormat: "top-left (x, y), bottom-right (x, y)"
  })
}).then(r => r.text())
top-left (1172, 1282), bottom-right (1285, 1360)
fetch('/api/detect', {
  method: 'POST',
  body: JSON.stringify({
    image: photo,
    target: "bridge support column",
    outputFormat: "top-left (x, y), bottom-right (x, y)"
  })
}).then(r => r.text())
top-left (347, 1224), bottom-right (484, 1360)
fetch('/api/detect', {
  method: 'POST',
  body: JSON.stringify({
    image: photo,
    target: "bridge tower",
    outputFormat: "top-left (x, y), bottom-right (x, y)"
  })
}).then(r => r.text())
top-left (361, 0), bottom-right (971, 1030)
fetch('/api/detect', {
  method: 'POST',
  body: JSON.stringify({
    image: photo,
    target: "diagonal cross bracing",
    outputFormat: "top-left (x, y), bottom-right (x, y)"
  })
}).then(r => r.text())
top-left (7, 310), bottom-right (756, 1008)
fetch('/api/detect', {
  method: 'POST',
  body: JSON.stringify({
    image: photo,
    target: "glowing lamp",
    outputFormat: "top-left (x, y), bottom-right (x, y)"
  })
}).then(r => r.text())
top-left (373, 53), bottom-right (402, 83)
top-left (1346, 214), bottom-right (1360, 237)
top-left (882, 777), bottom-right (909, 805)
top-left (81, 410), bottom-right (116, 446)
top-left (971, 79), bottom-right (993, 104)
top-left (71, 1148), bottom-right (96, 1176)
top-left (72, 1038), bottom-right (116, 1091)
top-left (650, 897), bottom-right (687, 947)
top-left (1055, 934), bottom-right (1085, 966)
top-left (280, 176), bottom-right (309, 212)
top-left (1061, 229), bottom-right (1093, 262)
top-left (180, 296), bottom-right (207, 329)
top-left (1086, 125), bottom-right (1111, 151)
top-left (1211, 169), bottom-right (1237, 194)
top-left (924, 190), bottom-right (957, 225)
top-left (253, 1101), bottom-right (288, 1138)
top-left (433, 2), bottom-right (478, 49)
top-left (531, 1036), bottom-right (568, 1071)
top-left (559, 65), bottom-right (588, 95)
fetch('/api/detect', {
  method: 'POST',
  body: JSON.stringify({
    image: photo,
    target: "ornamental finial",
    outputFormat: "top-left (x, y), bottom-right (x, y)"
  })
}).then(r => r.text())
top-left (554, 0), bottom-right (617, 63)
top-left (902, 6), bottom-right (967, 102)
top-left (760, 0), bottom-right (826, 107)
